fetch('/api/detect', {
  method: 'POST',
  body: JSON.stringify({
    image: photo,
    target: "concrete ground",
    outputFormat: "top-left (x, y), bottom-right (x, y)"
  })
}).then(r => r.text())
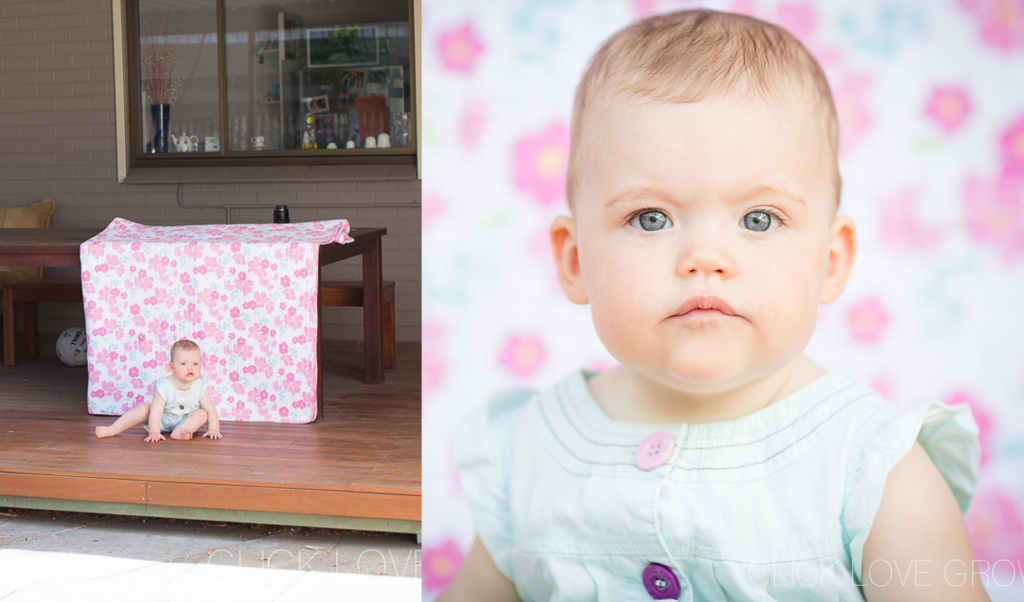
top-left (0, 508), bottom-right (421, 601)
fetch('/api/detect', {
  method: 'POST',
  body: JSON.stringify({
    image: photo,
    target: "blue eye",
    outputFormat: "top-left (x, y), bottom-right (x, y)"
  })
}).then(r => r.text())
top-left (742, 211), bottom-right (774, 232)
top-left (631, 210), bottom-right (672, 232)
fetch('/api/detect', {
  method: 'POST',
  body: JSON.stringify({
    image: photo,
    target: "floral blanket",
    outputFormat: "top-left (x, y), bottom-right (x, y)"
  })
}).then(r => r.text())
top-left (80, 218), bottom-right (353, 423)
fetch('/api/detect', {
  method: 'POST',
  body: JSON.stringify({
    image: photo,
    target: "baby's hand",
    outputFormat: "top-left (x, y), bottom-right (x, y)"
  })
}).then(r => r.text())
top-left (144, 432), bottom-right (166, 443)
top-left (203, 428), bottom-right (222, 440)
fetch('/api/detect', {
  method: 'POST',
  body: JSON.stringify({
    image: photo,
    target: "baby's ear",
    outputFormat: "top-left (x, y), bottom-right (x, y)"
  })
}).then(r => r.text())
top-left (820, 215), bottom-right (857, 304)
top-left (550, 215), bottom-right (589, 305)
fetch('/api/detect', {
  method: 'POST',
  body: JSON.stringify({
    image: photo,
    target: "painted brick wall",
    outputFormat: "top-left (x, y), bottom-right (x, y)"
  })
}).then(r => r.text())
top-left (0, 0), bottom-right (421, 343)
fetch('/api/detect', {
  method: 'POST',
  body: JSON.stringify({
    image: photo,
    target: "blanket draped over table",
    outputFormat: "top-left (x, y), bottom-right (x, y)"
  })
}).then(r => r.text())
top-left (80, 218), bottom-right (353, 423)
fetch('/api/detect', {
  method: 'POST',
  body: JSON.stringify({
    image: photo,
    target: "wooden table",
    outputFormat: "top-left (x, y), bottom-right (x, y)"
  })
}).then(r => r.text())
top-left (0, 227), bottom-right (388, 421)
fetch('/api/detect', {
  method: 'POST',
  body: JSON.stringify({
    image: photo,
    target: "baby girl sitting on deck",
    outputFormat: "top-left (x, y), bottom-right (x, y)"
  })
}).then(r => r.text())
top-left (95, 339), bottom-right (222, 442)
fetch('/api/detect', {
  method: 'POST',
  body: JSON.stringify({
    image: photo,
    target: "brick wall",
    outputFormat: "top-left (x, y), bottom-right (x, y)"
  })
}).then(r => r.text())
top-left (0, 0), bottom-right (421, 342)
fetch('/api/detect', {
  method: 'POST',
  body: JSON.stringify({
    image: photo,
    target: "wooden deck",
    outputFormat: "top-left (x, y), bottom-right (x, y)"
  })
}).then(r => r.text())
top-left (0, 339), bottom-right (420, 536)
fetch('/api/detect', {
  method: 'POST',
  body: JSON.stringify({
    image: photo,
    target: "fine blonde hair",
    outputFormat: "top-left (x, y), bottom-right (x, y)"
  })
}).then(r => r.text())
top-left (567, 8), bottom-right (840, 208)
top-left (169, 339), bottom-right (201, 362)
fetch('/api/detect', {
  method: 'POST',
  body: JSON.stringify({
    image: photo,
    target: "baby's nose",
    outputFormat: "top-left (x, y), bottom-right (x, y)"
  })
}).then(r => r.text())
top-left (676, 236), bottom-right (736, 279)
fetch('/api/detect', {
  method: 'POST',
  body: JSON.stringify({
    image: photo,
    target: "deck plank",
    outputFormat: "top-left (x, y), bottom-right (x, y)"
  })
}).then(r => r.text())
top-left (0, 339), bottom-right (420, 523)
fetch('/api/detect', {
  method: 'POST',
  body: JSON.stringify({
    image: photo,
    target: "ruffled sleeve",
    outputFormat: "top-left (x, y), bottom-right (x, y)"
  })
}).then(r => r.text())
top-left (842, 399), bottom-right (981, 582)
top-left (454, 388), bottom-right (535, 581)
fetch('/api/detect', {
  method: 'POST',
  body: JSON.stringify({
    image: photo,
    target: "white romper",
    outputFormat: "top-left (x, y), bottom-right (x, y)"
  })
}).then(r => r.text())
top-left (145, 376), bottom-right (207, 433)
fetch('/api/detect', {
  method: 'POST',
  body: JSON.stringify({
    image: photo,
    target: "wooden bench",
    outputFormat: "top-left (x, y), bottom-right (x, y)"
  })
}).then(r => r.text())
top-left (320, 280), bottom-right (396, 369)
top-left (2, 278), bottom-right (83, 366)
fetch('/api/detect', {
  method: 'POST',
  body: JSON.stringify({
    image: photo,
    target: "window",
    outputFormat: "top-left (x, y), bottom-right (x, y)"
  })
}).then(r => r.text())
top-left (118, 0), bottom-right (417, 172)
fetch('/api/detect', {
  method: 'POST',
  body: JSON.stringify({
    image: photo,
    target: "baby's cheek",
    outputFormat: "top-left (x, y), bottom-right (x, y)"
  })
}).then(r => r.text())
top-left (589, 295), bottom-right (650, 362)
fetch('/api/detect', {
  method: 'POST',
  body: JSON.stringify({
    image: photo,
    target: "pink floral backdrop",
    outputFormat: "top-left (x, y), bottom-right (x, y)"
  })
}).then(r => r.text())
top-left (422, 1), bottom-right (1024, 599)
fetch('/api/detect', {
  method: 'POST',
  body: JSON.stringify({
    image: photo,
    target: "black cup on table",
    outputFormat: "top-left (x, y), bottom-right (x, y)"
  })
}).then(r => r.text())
top-left (273, 205), bottom-right (290, 224)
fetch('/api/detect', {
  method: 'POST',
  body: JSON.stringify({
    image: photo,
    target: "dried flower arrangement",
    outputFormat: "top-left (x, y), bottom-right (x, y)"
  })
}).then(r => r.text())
top-left (141, 5), bottom-right (184, 105)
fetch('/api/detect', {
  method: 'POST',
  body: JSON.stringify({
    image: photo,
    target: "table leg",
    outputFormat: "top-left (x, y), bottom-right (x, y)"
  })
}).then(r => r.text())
top-left (362, 236), bottom-right (384, 384)
top-left (3, 292), bottom-right (15, 366)
top-left (25, 301), bottom-right (38, 359)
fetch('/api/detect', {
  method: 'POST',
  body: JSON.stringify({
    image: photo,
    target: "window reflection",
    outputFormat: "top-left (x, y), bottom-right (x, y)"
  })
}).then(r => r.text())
top-left (225, 0), bottom-right (411, 152)
top-left (138, 0), bottom-right (220, 154)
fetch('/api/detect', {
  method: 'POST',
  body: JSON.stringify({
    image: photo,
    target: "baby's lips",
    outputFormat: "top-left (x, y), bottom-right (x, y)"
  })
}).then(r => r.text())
top-left (673, 294), bottom-right (736, 317)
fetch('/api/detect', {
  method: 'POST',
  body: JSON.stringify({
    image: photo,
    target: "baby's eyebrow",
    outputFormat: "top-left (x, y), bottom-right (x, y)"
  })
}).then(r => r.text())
top-left (738, 184), bottom-right (806, 206)
top-left (603, 186), bottom-right (674, 209)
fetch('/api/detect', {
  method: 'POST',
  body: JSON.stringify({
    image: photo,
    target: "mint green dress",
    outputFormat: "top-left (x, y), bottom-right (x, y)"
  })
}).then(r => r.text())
top-left (143, 377), bottom-right (207, 433)
top-left (455, 371), bottom-right (979, 601)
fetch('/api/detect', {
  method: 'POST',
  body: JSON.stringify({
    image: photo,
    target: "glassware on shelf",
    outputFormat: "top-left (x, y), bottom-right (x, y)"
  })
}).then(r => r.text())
top-left (391, 112), bottom-right (411, 148)
top-left (302, 115), bottom-right (317, 149)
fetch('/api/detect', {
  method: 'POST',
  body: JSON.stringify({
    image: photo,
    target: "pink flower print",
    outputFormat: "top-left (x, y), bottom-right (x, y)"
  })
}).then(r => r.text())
top-left (966, 489), bottom-right (1024, 567)
top-left (278, 407), bottom-right (288, 417)
top-left (958, 0), bottom-right (1024, 51)
top-left (235, 273), bottom-right (253, 295)
top-left (101, 380), bottom-right (122, 402)
top-left (877, 189), bottom-right (944, 255)
top-left (423, 195), bottom-right (448, 230)
top-left (924, 87), bottom-right (972, 133)
top-left (422, 539), bottom-right (465, 592)
top-left (180, 273), bottom-right (190, 285)
top-left (438, 23), bottom-right (484, 74)
top-left (633, 0), bottom-right (656, 18)
top-left (775, 3), bottom-right (818, 41)
top-left (283, 373), bottom-right (301, 395)
top-left (231, 242), bottom-right (241, 253)
top-left (422, 320), bottom-right (447, 396)
top-left (230, 307), bottom-right (240, 319)
top-left (458, 100), bottom-right (488, 150)
top-left (834, 73), bottom-right (873, 157)
top-left (846, 297), bottom-right (890, 343)
top-left (944, 392), bottom-right (994, 468)
top-left (963, 175), bottom-right (1024, 260)
top-left (499, 334), bottom-right (547, 379)
top-left (129, 367), bottom-right (139, 378)
top-left (280, 276), bottom-right (291, 288)
top-left (999, 113), bottom-right (1024, 178)
top-left (131, 242), bottom-right (141, 251)
top-left (279, 342), bottom-right (288, 354)
top-left (868, 372), bottom-right (895, 402)
top-left (513, 123), bottom-right (571, 207)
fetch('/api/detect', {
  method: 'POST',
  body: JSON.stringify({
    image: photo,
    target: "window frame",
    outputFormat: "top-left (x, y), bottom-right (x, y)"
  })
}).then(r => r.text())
top-left (113, 0), bottom-right (419, 181)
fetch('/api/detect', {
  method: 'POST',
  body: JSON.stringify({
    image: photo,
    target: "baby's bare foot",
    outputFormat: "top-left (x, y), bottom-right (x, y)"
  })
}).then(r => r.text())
top-left (171, 429), bottom-right (192, 441)
top-left (95, 426), bottom-right (115, 439)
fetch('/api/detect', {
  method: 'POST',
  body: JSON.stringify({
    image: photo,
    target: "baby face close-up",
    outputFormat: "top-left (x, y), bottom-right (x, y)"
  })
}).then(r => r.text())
top-left (169, 349), bottom-right (203, 385)
top-left (557, 90), bottom-right (853, 398)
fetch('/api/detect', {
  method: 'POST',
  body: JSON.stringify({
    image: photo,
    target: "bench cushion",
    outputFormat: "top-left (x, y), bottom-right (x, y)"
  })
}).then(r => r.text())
top-left (0, 199), bottom-right (56, 285)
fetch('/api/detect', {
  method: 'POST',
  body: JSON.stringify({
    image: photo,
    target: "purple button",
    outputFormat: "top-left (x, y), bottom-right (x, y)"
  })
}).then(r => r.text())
top-left (179, 405), bottom-right (185, 410)
top-left (634, 431), bottom-right (674, 470)
top-left (643, 563), bottom-right (681, 599)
